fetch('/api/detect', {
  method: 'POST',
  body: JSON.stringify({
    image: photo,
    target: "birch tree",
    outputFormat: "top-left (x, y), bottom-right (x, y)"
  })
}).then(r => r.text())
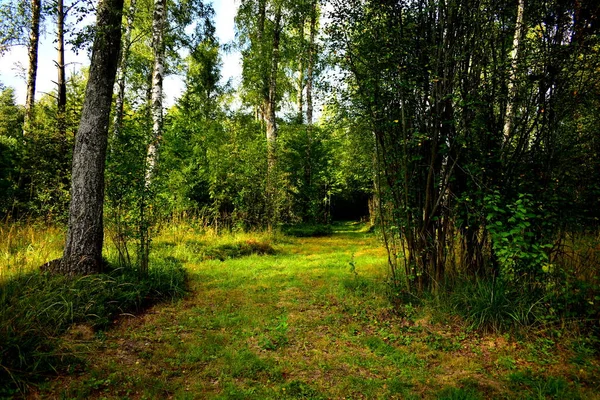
top-left (502, 0), bottom-right (525, 149)
top-left (145, 0), bottom-right (167, 185)
top-left (56, 0), bottom-right (66, 136)
top-left (112, 0), bottom-right (137, 138)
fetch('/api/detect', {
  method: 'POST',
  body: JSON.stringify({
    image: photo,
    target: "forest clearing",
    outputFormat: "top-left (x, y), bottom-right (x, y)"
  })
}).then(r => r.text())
top-left (1, 221), bottom-right (598, 399)
top-left (1, 0), bottom-right (600, 398)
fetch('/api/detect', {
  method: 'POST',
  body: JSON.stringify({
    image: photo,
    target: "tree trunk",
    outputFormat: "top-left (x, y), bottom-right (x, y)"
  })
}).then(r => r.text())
top-left (113, 0), bottom-right (137, 138)
top-left (503, 0), bottom-right (525, 147)
top-left (59, 0), bottom-right (124, 275)
top-left (24, 0), bottom-right (41, 136)
top-left (306, 0), bottom-right (316, 126)
top-left (145, 0), bottom-right (167, 185)
top-left (265, 6), bottom-right (281, 175)
top-left (296, 16), bottom-right (305, 124)
top-left (57, 0), bottom-right (67, 136)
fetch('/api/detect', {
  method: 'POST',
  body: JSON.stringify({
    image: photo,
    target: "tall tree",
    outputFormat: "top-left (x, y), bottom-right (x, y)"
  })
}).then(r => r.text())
top-left (145, 0), bottom-right (167, 185)
top-left (112, 0), bottom-right (137, 138)
top-left (265, 4), bottom-right (281, 176)
top-left (305, 0), bottom-right (316, 126)
top-left (56, 0), bottom-right (67, 136)
top-left (25, 0), bottom-right (41, 135)
top-left (58, 0), bottom-right (124, 275)
top-left (502, 0), bottom-right (525, 148)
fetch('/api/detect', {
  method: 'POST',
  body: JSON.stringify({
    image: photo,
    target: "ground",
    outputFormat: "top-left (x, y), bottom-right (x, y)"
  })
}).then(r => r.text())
top-left (29, 222), bottom-right (600, 399)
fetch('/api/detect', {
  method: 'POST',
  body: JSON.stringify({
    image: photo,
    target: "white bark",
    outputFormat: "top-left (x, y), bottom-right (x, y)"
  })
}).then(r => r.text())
top-left (146, 0), bottom-right (167, 185)
top-left (503, 0), bottom-right (525, 147)
top-left (265, 6), bottom-right (282, 173)
top-left (113, 0), bottom-right (137, 139)
top-left (306, 0), bottom-right (317, 126)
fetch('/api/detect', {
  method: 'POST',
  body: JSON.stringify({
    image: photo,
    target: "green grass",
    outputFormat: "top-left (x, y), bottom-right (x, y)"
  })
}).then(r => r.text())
top-left (1, 221), bottom-right (599, 399)
top-left (0, 257), bottom-right (186, 396)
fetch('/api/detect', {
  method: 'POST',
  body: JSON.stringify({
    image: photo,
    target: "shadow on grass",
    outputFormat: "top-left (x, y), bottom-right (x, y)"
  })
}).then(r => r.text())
top-left (0, 258), bottom-right (186, 396)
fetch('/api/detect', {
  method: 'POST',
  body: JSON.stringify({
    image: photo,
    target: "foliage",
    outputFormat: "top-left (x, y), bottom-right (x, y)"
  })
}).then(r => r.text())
top-left (327, 0), bottom-right (600, 293)
top-left (485, 192), bottom-right (553, 283)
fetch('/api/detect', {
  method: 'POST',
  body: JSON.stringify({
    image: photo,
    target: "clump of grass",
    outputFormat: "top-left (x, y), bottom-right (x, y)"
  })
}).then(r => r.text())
top-left (153, 228), bottom-right (277, 263)
top-left (200, 239), bottom-right (276, 261)
top-left (507, 371), bottom-right (578, 399)
top-left (281, 223), bottom-right (333, 237)
top-left (0, 259), bottom-right (186, 395)
top-left (442, 278), bottom-right (545, 333)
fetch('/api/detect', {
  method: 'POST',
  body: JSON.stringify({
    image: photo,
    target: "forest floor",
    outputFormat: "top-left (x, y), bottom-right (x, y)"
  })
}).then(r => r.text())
top-left (30, 222), bottom-right (600, 399)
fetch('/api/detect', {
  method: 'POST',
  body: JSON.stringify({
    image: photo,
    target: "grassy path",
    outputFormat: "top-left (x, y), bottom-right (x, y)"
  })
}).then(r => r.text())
top-left (36, 222), bottom-right (599, 399)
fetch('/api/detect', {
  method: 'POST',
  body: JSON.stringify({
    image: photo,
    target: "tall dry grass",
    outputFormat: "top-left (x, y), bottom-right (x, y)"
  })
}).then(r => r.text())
top-left (0, 218), bottom-right (64, 281)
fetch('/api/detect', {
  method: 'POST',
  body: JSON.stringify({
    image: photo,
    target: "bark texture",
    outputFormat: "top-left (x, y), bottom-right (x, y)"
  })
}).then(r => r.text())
top-left (503, 0), bottom-right (525, 147)
top-left (306, 0), bottom-right (316, 126)
top-left (59, 0), bottom-right (124, 275)
top-left (296, 16), bottom-right (305, 124)
top-left (113, 0), bottom-right (137, 138)
top-left (146, 0), bottom-right (167, 185)
top-left (24, 0), bottom-right (41, 135)
top-left (57, 0), bottom-right (67, 136)
top-left (265, 6), bottom-right (282, 174)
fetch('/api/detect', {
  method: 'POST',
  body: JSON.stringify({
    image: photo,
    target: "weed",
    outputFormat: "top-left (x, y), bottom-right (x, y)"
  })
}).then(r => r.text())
top-left (443, 278), bottom-right (545, 333)
top-left (259, 315), bottom-right (289, 350)
top-left (283, 380), bottom-right (324, 399)
top-left (508, 371), bottom-right (579, 399)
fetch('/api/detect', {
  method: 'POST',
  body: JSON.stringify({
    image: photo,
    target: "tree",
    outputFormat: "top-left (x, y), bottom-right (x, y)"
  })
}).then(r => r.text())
top-left (55, 0), bottom-right (67, 136)
top-left (0, 0), bottom-right (43, 135)
top-left (328, 0), bottom-right (600, 293)
top-left (57, 0), bottom-right (124, 275)
top-left (113, 0), bottom-right (137, 139)
top-left (145, 0), bottom-right (167, 185)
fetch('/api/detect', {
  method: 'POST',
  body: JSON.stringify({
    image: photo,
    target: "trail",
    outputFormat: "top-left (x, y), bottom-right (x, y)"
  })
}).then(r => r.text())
top-left (36, 223), bottom-right (590, 399)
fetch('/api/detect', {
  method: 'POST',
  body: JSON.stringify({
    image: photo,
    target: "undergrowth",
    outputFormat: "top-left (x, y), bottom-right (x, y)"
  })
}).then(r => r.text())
top-left (0, 259), bottom-right (186, 396)
top-left (436, 276), bottom-right (600, 336)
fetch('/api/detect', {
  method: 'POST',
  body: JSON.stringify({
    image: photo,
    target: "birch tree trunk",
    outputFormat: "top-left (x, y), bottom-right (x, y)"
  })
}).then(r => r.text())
top-left (145, 0), bottom-right (167, 185)
top-left (503, 0), bottom-right (525, 147)
top-left (296, 16), bottom-right (305, 124)
top-left (59, 0), bottom-right (124, 275)
top-left (306, 0), bottom-right (316, 126)
top-left (24, 0), bottom-right (41, 136)
top-left (265, 6), bottom-right (281, 175)
top-left (113, 0), bottom-right (137, 138)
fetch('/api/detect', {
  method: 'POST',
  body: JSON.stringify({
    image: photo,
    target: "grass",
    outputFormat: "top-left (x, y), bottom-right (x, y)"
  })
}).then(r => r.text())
top-left (2, 220), bottom-right (600, 398)
top-left (0, 219), bottom-right (64, 281)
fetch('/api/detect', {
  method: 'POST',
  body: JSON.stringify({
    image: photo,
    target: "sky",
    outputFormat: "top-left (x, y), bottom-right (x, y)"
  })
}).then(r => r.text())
top-left (0, 0), bottom-right (242, 106)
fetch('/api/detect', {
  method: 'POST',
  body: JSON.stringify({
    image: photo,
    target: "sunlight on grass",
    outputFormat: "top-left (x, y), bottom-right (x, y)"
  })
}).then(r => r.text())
top-left (2, 220), bottom-right (598, 399)
top-left (0, 220), bottom-right (64, 281)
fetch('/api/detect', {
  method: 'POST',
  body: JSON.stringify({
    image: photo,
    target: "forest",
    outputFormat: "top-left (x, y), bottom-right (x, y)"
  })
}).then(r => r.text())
top-left (1, 0), bottom-right (599, 398)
